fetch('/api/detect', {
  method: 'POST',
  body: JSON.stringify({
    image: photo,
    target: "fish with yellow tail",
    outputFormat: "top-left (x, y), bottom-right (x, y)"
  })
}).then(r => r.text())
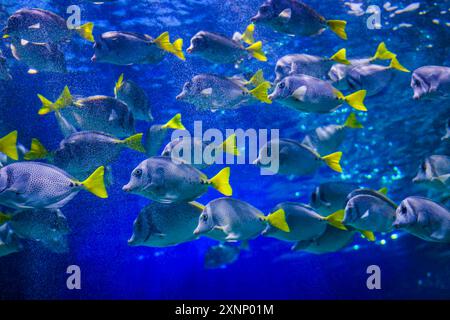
top-left (91, 30), bottom-right (184, 65)
top-left (187, 24), bottom-right (266, 64)
top-left (144, 113), bottom-right (186, 157)
top-left (262, 202), bottom-right (348, 243)
top-left (176, 70), bottom-right (271, 111)
top-left (193, 198), bottom-right (289, 242)
top-left (0, 162), bottom-right (107, 210)
top-left (123, 157), bottom-right (232, 203)
top-left (254, 138), bottom-right (343, 176)
top-left (251, 0), bottom-right (347, 40)
top-left (269, 74), bottom-right (367, 113)
top-left (0, 131), bottom-right (19, 161)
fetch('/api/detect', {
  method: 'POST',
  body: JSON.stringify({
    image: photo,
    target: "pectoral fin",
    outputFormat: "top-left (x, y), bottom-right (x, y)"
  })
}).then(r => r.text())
top-left (201, 88), bottom-right (213, 96)
top-left (278, 8), bottom-right (292, 23)
top-left (292, 86), bottom-right (307, 101)
top-left (109, 109), bottom-right (118, 121)
top-left (28, 23), bottom-right (41, 29)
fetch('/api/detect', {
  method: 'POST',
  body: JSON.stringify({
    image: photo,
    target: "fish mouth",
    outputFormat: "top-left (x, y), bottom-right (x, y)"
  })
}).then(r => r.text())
top-left (176, 92), bottom-right (185, 100)
top-left (267, 93), bottom-right (275, 101)
top-left (186, 46), bottom-right (194, 54)
top-left (122, 184), bottom-right (135, 193)
top-left (193, 229), bottom-right (200, 235)
top-left (91, 55), bottom-right (97, 62)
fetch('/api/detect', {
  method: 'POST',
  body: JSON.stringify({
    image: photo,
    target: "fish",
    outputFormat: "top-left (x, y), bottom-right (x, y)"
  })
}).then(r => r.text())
top-left (262, 202), bottom-right (347, 242)
top-left (37, 86), bottom-right (136, 138)
top-left (0, 208), bottom-right (70, 253)
top-left (328, 42), bottom-right (397, 89)
top-left (122, 157), bottom-right (232, 203)
top-left (413, 155), bottom-right (450, 191)
top-left (339, 57), bottom-right (410, 96)
top-left (0, 131), bottom-right (19, 161)
top-left (254, 138), bottom-right (343, 175)
top-left (92, 31), bottom-right (184, 65)
top-left (161, 134), bottom-right (239, 169)
top-left (0, 50), bottom-right (11, 80)
top-left (144, 114), bottom-right (186, 156)
top-left (411, 66), bottom-right (450, 100)
top-left (186, 28), bottom-right (266, 64)
top-left (301, 112), bottom-right (363, 156)
top-left (393, 196), bottom-right (450, 243)
top-left (0, 223), bottom-right (22, 257)
top-left (3, 8), bottom-right (94, 43)
top-left (114, 74), bottom-right (153, 122)
top-left (292, 225), bottom-right (355, 254)
top-left (251, 0), bottom-right (347, 39)
top-left (24, 131), bottom-right (145, 180)
top-left (176, 70), bottom-right (271, 110)
top-left (340, 188), bottom-right (397, 234)
top-left (204, 243), bottom-right (240, 269)
top-left (309, 181), bottom-right (360, 216)
top-left (268, 74), bottom-right (367, 113)
top-left (128, 201), bottom-right (203, 247)
top-left (274, 48), bottom-right (350, 83)
top-left (193, 198), bottom-right (289, 242)
top-left (10, 38), bottom-right (67, 74)
top-left (0, 162), bottom-right (107, 209)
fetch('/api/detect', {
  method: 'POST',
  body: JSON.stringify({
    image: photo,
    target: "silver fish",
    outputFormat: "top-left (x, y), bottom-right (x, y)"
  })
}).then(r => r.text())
top-left (128, 201), bottom-right (203, 247)
top-left (292, 225), bottom-right (355, 254)
top-left (411, 66), bottom-right (450, 100)
top-left (394, 196), bottom-right (450, 243)
top-left (122, 156), bottom-right (232, 203)
top-left (413, 155), bottom-right (450, 191)
top-left (0, 162), bottom-right (107, 209)
top-left (309, 181), bottom-right (360, 216)
top-left (268, 74), bottom-right (367, 113)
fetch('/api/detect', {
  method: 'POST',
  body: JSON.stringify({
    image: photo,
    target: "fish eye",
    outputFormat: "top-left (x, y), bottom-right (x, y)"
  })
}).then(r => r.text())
top-left (421, 162), bottom-right (426, 172)
top-left (401, 205), bottom-right (407, 215)
top-left (201, 214), bottom-right (208, 222)
top-left (185, 82), bottom-right (191, 90)
top-left (133, 169), bottom-right (143, 177)
top-left (278, 82), bottom-right (285, 89)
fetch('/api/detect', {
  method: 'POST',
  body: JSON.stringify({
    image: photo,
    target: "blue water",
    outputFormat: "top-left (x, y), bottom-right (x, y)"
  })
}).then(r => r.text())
top-left (0, 0), bottom-right (449, 299)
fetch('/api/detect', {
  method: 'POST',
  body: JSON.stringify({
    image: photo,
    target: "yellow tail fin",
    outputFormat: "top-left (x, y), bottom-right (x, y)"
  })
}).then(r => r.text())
top-left (324, 209), bottom-right (347, 230)
top-left (389, 56), bottom-right (410, 72)
top-left (114, 73), bottom-right (124, 96)
top-left (267, 208), bottom-right (290, 232)
top-left (80, 166), bottom-right (108, 198)
top-left (343, 112), bottom-right (363, 129)
top-left (322, 151), bottom-right (343, 173)
top-left (378, 187), bottom-right (388, 195)
top-left (249, 81), bottom-right (272, 104)
top-left (38, 86), bottom-right (73, 115)
top-left (219, 134), bottom-right (240, 156)
top-left (24, 138), bottom-right (49, 160)
top-left (344, 90), bottom-right (367, 111)
top-left (372, 42), bottom-right (395, 61)
top-left (330, 48), bottom-right (350, 65)
top-left (0, 130), bottom-right (18, 160)
top-left (245, 41), bottom-right (267, 62)
top-left (161, 113), bottom-right (186, 130)
top-left (359, 230), bottom-right (376, 241)
top-left (209, 167), bottom-right (232, 196)
top-left (75, 22), bottom-right (94, 42)
top-left (241, 23), bottom-right (255, 45)
top-left (172, 38), bottom-right (186, 61)
top-left (0, 212), bottom-right (12, 225)
top-left (122, 133), bottom-right (145, 153)
top-left (246, 69), bottom-right (265, 87)
top-left (327, 20), bottom-right (347, 40)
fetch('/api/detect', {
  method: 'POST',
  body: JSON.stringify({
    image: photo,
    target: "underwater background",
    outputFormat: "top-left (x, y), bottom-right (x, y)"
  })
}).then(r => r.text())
top-left (0, 0), bottom-right (449, 299)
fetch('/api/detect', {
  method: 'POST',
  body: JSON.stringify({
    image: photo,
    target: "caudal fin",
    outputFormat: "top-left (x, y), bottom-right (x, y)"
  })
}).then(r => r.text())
top-left (246, 69), bottom-right (265, 87)
top-left (24, 138), bottom-right (49, 160)
top-left (0, 212), bottom-right (12, 225)
top-left (359, 230), bottom-right (376, 241)
top-left (114, 73), bottom-right (124, 96)
top-left (266, 208), bottom-right (290, 232)
top-left (75, 22), bottom-right (94, 42)
top-left (154, 32), bottom-right (185, 61)
top-left (344, 90), bottom-right (367, 111)
top-left (327, 20), bottom-right (347, 40)
top-left (249, 81), bottom-right (272, 104)
top-left (330, 48), bottom-right (350, 65)
top-left (219, 134), bottom-right (240, 156)
top-left (122, 133), bottom-right (145, 153)
top-left (0, 130), bottom-right (18, 160)
top-left (245, 41), bottom-right (267, 62)
top-left (241, 23), bottom-right (255, 45)
top-left (209, 167), bottom-right (232, 196)
top-left (322, 151), bottom-right (343, 173)
top-left (161, 113), bottom-right (185, 130)
top-left (38, 86), bottom-right (73, 115)
top-left (372, 42), bottom-right (396, 61)
top-left (389, 56), bottom-right (410, 72)
top-left (343, 112), bottom-right (363, 129)
top-left (172, 38), bottom-right (186, 61)
top-left (324, 209), bottom-right (347, 230)
top-left (80, 166), bottom-right (108, 198)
